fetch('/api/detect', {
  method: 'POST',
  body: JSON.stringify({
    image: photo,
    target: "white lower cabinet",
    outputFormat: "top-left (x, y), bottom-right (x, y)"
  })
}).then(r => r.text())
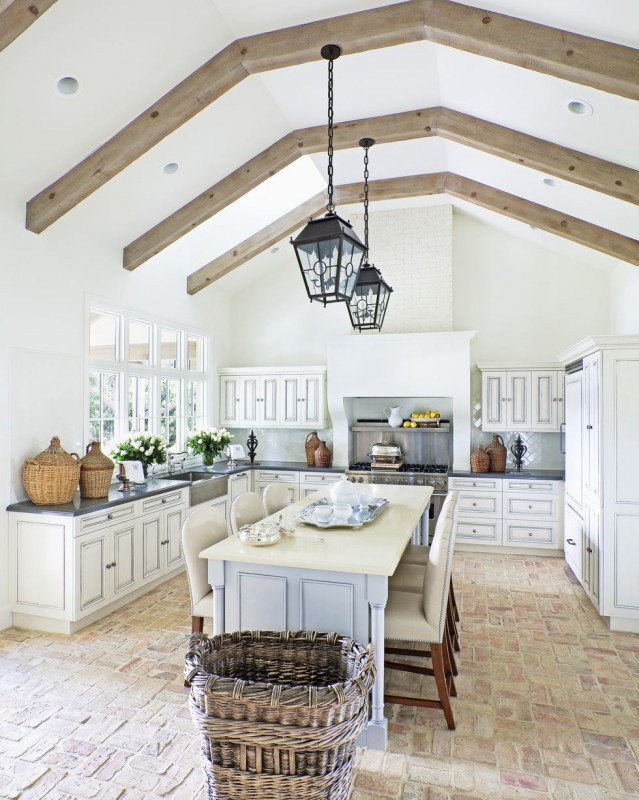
top-left (450, 475), bottom-right (563, 551)
top-left (255, 469), bottom-right (299, 505)
top-left (299, 471), bottom-right (337, 499)
top-left (9, 488), bottom-right (187, 634)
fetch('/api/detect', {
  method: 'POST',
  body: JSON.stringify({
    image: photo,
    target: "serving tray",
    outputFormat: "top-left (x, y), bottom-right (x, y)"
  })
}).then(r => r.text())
top-left (295, 497), bottom-right (389, 529)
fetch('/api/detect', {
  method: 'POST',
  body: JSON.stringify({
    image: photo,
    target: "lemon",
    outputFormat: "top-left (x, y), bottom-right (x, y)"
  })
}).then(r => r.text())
top-left (403, 420), bottom-right (410, 428)
top-left (410, 421), bottom-right (417, 428)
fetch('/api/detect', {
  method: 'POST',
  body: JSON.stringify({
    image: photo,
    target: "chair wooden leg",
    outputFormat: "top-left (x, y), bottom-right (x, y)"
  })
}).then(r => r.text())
top-left (450, 577), bottom-right (460, 623)
top-left (191, 615), bottom-right (204, 634)
top-left (431, 643), bottom-right (456, 730)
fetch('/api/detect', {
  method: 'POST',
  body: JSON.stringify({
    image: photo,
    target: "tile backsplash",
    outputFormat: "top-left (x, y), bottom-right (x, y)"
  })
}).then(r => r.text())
top-left (227, 428), bottom-right (334, 464)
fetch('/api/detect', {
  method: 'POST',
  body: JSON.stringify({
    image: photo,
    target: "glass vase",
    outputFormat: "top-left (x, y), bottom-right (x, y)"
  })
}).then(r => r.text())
top-left (202, 450), bottom-right (216, 468)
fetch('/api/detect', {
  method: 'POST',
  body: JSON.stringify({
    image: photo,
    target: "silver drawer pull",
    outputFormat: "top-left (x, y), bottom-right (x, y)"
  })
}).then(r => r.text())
top-left (566, 538), bottom-right (576, 546)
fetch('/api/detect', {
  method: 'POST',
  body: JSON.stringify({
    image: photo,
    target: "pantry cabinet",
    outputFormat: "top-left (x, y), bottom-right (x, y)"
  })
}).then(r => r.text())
top-left (559, 335), bottom-right (639, 631)
top-left (478, 363), bottom-right (564, 432)
top-left (219, 367), bottom-right (327, 429)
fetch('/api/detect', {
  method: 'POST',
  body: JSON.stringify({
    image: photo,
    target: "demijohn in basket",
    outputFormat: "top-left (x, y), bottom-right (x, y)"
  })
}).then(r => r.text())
top-left (23, 436), bottom-right (81, 505)
top-left (305, 432), bottom-right (321, 467)
top-left (79, 441), bottom-right (115, 499)
top-left (486, 434), bottom-right (507, 473)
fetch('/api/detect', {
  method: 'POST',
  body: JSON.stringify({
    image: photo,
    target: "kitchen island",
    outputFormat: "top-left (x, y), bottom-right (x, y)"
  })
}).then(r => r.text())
top-left (199, 483), bottom-right (433, 750)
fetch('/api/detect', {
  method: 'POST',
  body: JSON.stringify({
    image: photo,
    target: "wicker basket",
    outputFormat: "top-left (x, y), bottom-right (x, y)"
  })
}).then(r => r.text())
top-left (314, 441), bottom-right (332, 468)
top-left (305, 432), bottom-right (321, 467)
top-left (470, 444), bottom-right (490, 473)
top-left (486, 434), bottom-right (507, 473)
top-left (23, 436), bottom-right (80, 505)
top-left (79, 441), bottom-right (115, 499)
top-left (184, 630), bottom-right (376, 800)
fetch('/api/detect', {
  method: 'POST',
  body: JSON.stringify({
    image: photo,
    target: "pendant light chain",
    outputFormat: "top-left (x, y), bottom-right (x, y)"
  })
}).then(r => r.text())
top-left (362, 141), bottom-right (370, 251)
top-left (326, 55), bottom-right (335, 214)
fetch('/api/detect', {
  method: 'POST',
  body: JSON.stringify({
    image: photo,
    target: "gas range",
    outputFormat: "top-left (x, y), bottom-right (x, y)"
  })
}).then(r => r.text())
top-left (346, 462), bottom-right (449, 493)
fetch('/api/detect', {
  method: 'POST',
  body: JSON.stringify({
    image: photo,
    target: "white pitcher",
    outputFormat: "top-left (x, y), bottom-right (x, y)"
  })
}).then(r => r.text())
top-left (383, 405), bottom-right (403, 427)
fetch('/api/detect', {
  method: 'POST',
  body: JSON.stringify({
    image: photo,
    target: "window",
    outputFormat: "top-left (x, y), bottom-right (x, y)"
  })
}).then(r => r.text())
top-left (87, 305), bottom-right (208, 456)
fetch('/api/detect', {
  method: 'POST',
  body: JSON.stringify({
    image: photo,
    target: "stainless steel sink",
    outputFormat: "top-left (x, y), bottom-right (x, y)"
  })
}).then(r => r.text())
top-left (163, 472), bottom-right (228, 505)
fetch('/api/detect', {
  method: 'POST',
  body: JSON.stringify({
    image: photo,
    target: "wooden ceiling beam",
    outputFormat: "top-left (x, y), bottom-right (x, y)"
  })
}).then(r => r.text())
top-left (27, 0), bottom-right (639, 233)
top-left (0, 1), bottom-right (58, 52)
top-left (186, 173), bottom-right (447, 294)
top-left (126, 107), bottom-right (639, 271)
top-left (186, 171), bottom-right (639, 294)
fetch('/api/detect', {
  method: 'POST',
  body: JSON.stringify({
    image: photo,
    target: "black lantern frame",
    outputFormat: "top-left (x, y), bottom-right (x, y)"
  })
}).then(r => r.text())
top-left (290, 45), bottom-right (366, 305)
top-left (347, 138), bottom-right (393, 331)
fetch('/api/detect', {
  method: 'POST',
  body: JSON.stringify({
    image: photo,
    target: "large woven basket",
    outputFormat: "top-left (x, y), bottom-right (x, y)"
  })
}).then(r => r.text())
top-left (79, 441), bottom-right (115, 499)
top-left (184, 630), bottom-right (376, 800)
top-left (23, 436), bottom-right (80, 505)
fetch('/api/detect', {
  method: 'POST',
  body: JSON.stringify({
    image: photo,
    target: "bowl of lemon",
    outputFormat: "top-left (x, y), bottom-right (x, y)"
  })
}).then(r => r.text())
top-left (403, 410), bottom-right (441, 428)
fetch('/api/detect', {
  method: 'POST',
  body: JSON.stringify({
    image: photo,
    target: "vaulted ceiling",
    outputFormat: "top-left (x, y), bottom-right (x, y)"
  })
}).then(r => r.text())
top-left (2, 0), bottom-right (638, 294)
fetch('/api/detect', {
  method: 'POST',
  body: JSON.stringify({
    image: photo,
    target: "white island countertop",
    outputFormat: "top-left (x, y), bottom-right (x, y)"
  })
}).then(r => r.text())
top-left (199, 484), bottom-right (433, 576)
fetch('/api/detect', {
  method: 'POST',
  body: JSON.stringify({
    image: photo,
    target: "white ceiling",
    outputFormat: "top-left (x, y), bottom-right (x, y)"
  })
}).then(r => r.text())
top-left (1, 0), bottom-right (638, 293)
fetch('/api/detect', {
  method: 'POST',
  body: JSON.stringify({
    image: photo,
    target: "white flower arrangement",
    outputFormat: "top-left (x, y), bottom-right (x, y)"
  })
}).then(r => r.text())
top-left (110, 433), bottom-right (167, 469)
top-left (187, 427), bottom-right (234, 462)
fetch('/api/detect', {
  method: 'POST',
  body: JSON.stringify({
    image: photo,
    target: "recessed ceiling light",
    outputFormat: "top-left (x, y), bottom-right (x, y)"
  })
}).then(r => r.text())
top-left (162, 162), bottom-right (179, 175)
top-left (543, 178), bottom-right (559, 187)
top-left (566, 99), bottom-right (593, 116)
top-left (270, 246), bottom-right (280, 254)
top-left (56, 76), bottom-right (79, 95)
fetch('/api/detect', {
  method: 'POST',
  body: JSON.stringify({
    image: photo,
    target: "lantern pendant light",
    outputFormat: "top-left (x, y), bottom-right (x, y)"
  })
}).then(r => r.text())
top-left (290, 45), bottom-right (366, 305)
top-left (347, 138), bottom-right (393, 332)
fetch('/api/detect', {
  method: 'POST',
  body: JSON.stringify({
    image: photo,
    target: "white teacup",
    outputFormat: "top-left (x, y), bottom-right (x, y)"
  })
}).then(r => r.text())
top-left (313, 504), bottom-right (333, 522)
top-left (332, 503), bottom-right (353, 522)
top-left (357, 492), bottom-right (372, 508)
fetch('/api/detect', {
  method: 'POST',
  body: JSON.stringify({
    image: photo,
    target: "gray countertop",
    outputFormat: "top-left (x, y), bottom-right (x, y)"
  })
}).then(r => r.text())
top-left (6, 461), bottom-right (346, 516)
top-left (450, 469), bottom-right (565, 480)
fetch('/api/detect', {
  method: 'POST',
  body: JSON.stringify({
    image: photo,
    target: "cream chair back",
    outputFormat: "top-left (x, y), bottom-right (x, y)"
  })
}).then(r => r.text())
top-left (263, 483), bottom-right (291, 516)
top-left (422, 491), bottom-right (458, 642)
top-left (230, 491), bottom-right (266, 535)
top-left (181, 506), bottom-right (227, 614)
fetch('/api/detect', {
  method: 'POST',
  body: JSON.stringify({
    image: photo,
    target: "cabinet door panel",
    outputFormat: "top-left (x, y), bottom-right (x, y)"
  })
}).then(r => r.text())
top-left (261, 376), bottom-right (280, 425)
top-left (564, 504), bottom-right (583, 581)
top-left (586, 505), bottom-right (600, 601)
top-left (239, 377), bottom-right (259, 426)
top-left (112, 525), bottom-right (136, 597)
top-left (165, 507), bottom-right (184, 570)
top-left (531, 371), bottom-right (558, 430)
top-left (301, 375), bottom-right (323, 426)
top-left (78, 535), bottom-right (107, 611)
top-left (230, 472), bottom-right (250, 504)
top-left (481, 371), bottom-right (506, 430)
top-left (220, 376), bottom-right (240, 426)
top-left (141, 517), bottom-right (163, 582)
top-left (564, 370), bottom-right (583, 508)
top-left (507, 371), bottom-right (531, 428)
top-left (281, 377), bottom-right (300, 424)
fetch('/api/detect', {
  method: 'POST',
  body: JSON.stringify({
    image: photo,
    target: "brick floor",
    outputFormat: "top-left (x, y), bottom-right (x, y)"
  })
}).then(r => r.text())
top-left (1, 553), bottom-right (638, 798)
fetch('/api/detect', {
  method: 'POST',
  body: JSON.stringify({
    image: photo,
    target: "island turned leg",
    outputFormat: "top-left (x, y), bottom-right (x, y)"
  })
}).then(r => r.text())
top-left (208, 560), bottom-right (225, 635)
top-left (366, 574), bottom-right (389, 750)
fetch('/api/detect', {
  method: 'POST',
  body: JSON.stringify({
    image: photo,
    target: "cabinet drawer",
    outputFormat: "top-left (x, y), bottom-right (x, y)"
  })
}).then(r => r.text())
top-left (450, 477), bottom-right (501, 492)
top-left (504, 521), bottom-right (559, 547)
top-left (254, 470), bottom-right (297, 484)
top-left (503, 479), bottom-right (560, 494)
top-left (457, 491), bottom-right (501, 516)
top-left (141, 490), bottom-right (186, 513)
top-left (503, 493), bottom-right (558, 520)
top-left (79, 502), bottom-right (137, 533)
top-left (455, 519), bottom-right (502, 543)
top-left (299, 471), bottom-right (338, 486)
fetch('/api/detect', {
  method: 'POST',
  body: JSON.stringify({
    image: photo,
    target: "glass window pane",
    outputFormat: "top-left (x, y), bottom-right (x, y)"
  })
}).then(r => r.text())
top-left (89, 369), bottom-right (119, 452)
top-left (128, 376), bottom-right (152, 433)
top-left (160, 328), bottom-right (180, 369)
top-left (160, 378), bottom-right (180, 449)
top-left (89, 310), bottom-right (119, 361)
top-left (187, 380), bottom-right (205, 434)
top-left (128, 320), bottom-right (153, 365)
top-left (187, 335), bottom-right (204, 372)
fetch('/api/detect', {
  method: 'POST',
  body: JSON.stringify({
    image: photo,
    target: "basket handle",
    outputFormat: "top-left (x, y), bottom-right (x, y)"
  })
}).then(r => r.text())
top-left (70, 453), bottom-right (80, 462)
top-left (24, 458), bottom-right (40, 467)
top-left (305, 432), bottom-right (316, 445)
top-left (495, 435), bottom-right (505, 446)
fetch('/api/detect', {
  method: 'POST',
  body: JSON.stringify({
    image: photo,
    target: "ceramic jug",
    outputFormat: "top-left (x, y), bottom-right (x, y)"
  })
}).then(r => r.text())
top-left (383, 405), bottom-right (403, 428)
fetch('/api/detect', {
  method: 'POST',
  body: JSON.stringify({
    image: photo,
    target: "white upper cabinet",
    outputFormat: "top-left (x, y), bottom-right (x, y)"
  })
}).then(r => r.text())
top-left (219, 367), bottom-right (327, 429)
top-left (479, 364), bottom-right (564, 432)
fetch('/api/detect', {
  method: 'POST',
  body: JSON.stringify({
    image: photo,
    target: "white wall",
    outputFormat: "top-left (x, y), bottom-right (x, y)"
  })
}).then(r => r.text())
top-left (0, 196), bottom-right (231, 629)
top-left (610, 262), bottom-right (639, 334)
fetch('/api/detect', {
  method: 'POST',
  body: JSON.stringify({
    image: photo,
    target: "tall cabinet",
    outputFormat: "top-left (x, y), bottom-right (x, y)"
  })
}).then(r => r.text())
top-left (559, 336), bottom-right (639, 632)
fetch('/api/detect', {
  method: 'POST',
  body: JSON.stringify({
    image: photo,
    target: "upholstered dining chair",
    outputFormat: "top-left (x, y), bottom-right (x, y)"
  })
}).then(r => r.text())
top-left (181, 505), bottom-right (228, 634)
top-left (394, 492), bottom-right (461, 652)
top-left (263, 482), bottom-right (291, 516)
top-left (229, 491), bottom-right (265, 536)
top-left (384, 491), bottom-right (459, 729)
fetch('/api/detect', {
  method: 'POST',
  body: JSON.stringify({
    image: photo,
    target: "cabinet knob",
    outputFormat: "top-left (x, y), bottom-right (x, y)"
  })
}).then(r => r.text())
top-left (507, 398), bottom-right (512, 402)
top-left (553, 397), bottom-right (557, 401)
top-left (528, 504), bottom-right (533, 509)
top-left (106, 563), bottom-right (112, 569)
top-left (528, 532), bottom-right (533, 537)
top-left (472, 482), bottom-right (477, 486)
top-left (501, 397), bottom-right (506, 401)
top-left (586, 424), bottom-right (593, 430)
top-left (558, 398), bottom-right (563, 402)
top-left (472, 502), bottom-right (477, 507)
top-left (107, 513), bottom-right (114, 520)
top-left (566, 538), bottom-right (576, 546)
top-left (586, 547), bottom-right (593, 553)
top-left (472, 529), bottom-right (477, 533)
top-left (161, 498), bottom-right (166, 504)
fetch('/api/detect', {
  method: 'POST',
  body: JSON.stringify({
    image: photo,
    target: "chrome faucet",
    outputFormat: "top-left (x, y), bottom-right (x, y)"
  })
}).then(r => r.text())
top-left (167, 451), bottom-right (188, 474)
